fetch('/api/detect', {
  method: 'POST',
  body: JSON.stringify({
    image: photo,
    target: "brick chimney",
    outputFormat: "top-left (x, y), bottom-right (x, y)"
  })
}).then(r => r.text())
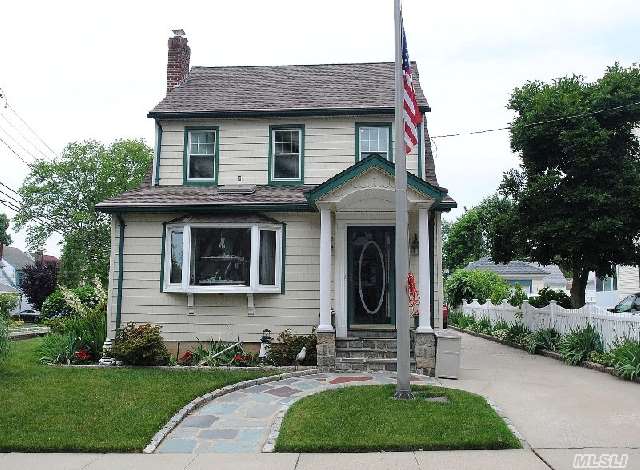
top-left (167, 29), bottom-right (190, 93)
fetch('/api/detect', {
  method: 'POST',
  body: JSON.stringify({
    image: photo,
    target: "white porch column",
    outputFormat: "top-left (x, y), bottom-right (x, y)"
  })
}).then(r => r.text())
top-left (318, 207), bottom-right (334, 332)
top-left (417, 207), bottom-right (433, 332)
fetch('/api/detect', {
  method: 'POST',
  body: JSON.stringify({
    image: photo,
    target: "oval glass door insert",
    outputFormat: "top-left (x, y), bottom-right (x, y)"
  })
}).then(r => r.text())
top-left (358, 240), bottom-right (386, 315)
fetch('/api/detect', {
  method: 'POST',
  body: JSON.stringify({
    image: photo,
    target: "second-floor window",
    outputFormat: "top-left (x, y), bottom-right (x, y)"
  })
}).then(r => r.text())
top-left (186, 128), bottom-right (217, 183)
top-left (270, 125), bottom-right (304, 184)
top-left (357, 124), bottom-right (392, 162)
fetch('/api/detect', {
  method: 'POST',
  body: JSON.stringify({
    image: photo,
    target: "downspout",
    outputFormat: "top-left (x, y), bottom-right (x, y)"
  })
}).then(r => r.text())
top-left (153, 120), bottom-right (163, 186)
top-left (115, 214), bottom-right (126, 331)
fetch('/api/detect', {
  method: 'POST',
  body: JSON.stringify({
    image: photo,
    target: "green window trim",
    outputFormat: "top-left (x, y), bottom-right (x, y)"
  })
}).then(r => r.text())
top-left (280, 222), bottom-right (287, 294)
top-left (183, 126), bottom-right (220, 186)
top-left (268, 124), bottom-right (305, 185)
top-left (355, 122), bottom-right (393, 163)
top-left (159, 222), bottom-right (167, 293)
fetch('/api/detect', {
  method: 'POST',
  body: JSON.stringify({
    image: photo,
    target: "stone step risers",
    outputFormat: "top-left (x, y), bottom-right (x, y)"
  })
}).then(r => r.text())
top-left (335, 357), bottom-right (417, 372)
top-left (336, 338), bottom-right (414, 350)
top-left (347, 328), bottom-right (398, 339)
top-left (336, 347), bottom-right (399, 359)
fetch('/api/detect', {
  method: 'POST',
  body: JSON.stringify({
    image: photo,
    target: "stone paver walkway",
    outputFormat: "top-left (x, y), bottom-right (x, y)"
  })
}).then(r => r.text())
top-left (156, 372), bottom-right (437, 454)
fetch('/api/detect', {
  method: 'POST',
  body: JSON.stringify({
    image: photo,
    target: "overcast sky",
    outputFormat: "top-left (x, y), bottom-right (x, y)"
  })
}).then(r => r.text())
top-left (1, 0), bottom-right (638, 257)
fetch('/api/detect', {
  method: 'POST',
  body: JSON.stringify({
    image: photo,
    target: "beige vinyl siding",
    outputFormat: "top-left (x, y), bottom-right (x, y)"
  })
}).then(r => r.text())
top-left (107, 212), bottom-right (321, 342)
top-left (616, 266), bottom-right (640, 297)
top-left (157, 116), bottom-right (420, 186)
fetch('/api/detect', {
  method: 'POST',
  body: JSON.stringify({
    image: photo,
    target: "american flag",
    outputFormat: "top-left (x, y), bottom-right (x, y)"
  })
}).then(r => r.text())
top-left (401, 20), bottom-right (423, 155)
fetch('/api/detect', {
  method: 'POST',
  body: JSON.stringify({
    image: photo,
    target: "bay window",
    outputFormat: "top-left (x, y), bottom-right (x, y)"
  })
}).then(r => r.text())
top-left (164, 223), bottom-right (283, 293)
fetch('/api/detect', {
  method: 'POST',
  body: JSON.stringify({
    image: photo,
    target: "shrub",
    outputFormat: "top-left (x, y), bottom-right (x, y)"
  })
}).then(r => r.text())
top-left (111, 323), bottom-right (170, 366)
top-left (493, 319), bottom-right (509, 332)
top-left (267, 329), bottom-right (317, 366)
top-left (41, 284), bottom-right (101, 319)
top-left (609, 339), bottom-right (640, 380)
top-left (504, 322), bottom-right (531, 345)
top-left (528, 287), bottom-right (572, 309)
top-left (455, 313), bottom-right (477, 330)
top-left (0, 316), bottom-right (10, 363)
top-left (589, 350), bottom-right (615, 367)
top-left (0, 293), bottom-right (19, 319)
top-left (38, 332), bottom-right (77, 364)
top-left (523, 328), bottom-right (561, 354)
top-left (187, 339), bottom-right (246, 366)
top-left (469, 316), bottom-right (492, 335)
top-left (508, 284), bottom-right (528, 307)
top-left (20, 261), bottom-right (58, 311)
top-left (445, 269), bottom-right (510, 307)
top-left (559, 324), bottom-right (603, 365)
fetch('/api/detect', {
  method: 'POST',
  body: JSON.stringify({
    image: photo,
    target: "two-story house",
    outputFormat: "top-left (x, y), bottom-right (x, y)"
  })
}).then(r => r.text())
top-left (97, 31), bottom-right (456, 372)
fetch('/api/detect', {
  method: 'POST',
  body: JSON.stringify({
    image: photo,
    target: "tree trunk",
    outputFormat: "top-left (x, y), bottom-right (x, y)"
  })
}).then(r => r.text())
top-left (570, 266), bottom-right (589, 308)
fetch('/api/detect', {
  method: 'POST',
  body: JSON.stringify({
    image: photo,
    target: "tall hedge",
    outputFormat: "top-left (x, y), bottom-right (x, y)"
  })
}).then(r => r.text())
top-left (445, 269), bottom-right (511, 307)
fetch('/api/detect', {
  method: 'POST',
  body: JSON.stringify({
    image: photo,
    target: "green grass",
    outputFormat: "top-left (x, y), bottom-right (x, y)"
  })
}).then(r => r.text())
top-left (0, 339), bottom-right (272, 452)
top-left (275, 385), bottom-right (521, 452)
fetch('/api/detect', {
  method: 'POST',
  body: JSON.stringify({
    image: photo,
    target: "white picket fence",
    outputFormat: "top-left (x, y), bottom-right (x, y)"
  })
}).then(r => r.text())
top-left (461, 299), bottom-right (640, 350)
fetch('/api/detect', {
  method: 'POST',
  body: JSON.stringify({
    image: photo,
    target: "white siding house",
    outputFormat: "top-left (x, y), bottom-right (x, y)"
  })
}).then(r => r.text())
top-left (97, 32), bottom-right (455, 371)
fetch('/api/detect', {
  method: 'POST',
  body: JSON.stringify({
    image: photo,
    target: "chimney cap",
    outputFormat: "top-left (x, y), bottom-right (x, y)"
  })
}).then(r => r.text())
top-left (172, 29), bottom-right (186, 37)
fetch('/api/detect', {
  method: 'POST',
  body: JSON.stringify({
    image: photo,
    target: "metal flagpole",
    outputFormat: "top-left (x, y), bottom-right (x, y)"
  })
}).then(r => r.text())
top-left (393, 0), bottom-right (412, 400)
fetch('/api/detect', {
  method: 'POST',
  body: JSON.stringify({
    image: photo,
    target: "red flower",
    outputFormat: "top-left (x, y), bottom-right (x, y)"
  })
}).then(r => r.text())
top-left (74, 349), bottom-right (92, 361)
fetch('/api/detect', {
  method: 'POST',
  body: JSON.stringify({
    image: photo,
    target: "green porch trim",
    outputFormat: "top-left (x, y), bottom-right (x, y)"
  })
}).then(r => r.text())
top-left (183, 126), bottom-right (220, 186)
top-left (417, 124), bottom-right (423, 180)
top-left (268, 124), bottom-right (305, 186)
top-left (354, 122), bottom-right (393, 164)
top-left (115, 215), bottom-right (126, 331)
top-left (305, 154), bottom-right (449, 207)
top-left (281, 222), bottom-right (287, 294)
top-left (159, 222), bottom-right (167, 293)
top-left (154, 121), bottom-right (163, 186)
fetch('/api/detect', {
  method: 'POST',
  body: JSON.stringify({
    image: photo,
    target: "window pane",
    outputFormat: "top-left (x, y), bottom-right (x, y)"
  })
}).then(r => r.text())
top-left (273, 129), bottom-right (300, 179)
top-left (359, 126), bottom-right (389, 160)
top-left (190, 228), bottom-right (251, 286)
top-left (259, 230), bottom-right (277, 285)
top-left (170, 231), bottom-right (183, 284)
top-left (189, 155), bottom-right (214, 179)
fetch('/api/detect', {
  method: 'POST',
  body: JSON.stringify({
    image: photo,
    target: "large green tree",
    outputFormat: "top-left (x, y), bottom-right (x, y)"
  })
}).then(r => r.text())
top-left (443, 194), bottom-right (514, 272)
top-left (14, 139), bottom-right (152, 286)
top-left (0, 213), bottom-right (11, 256)
top-left (491, 64), bottom-right (640, 307)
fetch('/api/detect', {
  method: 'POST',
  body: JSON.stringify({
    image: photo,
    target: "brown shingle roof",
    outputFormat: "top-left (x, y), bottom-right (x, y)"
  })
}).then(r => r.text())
top-left (95, 184), bottom-right (314, 212)
top-left (149, 62), bottom-right (430, 117)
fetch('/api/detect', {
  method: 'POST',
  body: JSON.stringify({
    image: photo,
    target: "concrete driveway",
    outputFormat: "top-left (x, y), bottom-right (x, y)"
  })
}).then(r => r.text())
top-left (439, 332), bottom-right (640, 469)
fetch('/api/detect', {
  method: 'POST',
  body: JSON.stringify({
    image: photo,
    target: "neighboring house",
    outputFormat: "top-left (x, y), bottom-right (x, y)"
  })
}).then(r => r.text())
top-left (586, 266), bottom-right (640, 309)
top-left (0, 246), bottom-right (35, 314)
top-left (96, 31), bottom-right (456, 370)
top-left (465, 257), bottom-right (568, 296)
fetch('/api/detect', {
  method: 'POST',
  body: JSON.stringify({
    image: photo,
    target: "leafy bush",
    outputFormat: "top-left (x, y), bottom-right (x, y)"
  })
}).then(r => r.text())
top-left (559, 324), bottom-right (603, 365)
top-left (182, 339), bottom-right (258, 366)
top-left (528, 287), bottom-right (572, 309)
top-left (0, 293), bottom-right (19, 319)
top-left (0, 316), bottom-right (10, 363)
top-left (469, 316), bottom-right (492, 335)
top-left (41, 284), bottom-right (101, 319)
top-left (20, 261), bottom-right (58, 311)
top-left (493, 319), bottom-right (509, 332)
top-left (444, 269), bottom-right (510, 307)
top-left (267, 329), bottom-right (317, 366)
top-left (508, 284), bottom-right (528, 307)
top-left (523, 328), bottom-right (561, 354)
top-left (504, 322), bottom-right (531, 345)
top-left (588, 350), bottom-right (615, 367)
top-left (609, 339), bottom-right (640, 380)
top-left (39, 332), bottom-right (78, 364)
top-left (448, 311), bottom-right (476, 330)
top-left (111, 323), bottom-right (170, 366)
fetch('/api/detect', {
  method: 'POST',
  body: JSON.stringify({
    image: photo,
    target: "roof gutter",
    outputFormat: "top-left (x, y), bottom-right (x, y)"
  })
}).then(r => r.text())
top-left (147, 105), bottom-right (431, 120)
top-left (115, 214), bottom-right (126, 331)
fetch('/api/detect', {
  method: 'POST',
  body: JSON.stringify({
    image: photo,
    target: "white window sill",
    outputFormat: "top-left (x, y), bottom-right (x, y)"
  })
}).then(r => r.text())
top-left (164, 285), bottom-right (281, 294)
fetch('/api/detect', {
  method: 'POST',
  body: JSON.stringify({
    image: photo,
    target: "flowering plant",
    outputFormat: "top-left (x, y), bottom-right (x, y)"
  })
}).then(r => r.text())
top-left (407, 272), bottom-right (420, 317)
top-left (73, 348), bottom-right (92, 362)
top-left (178, 350), bottom-right (194, 366)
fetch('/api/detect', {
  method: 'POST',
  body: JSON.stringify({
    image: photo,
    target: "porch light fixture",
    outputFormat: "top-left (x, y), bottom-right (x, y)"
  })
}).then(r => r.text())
top-left (410, 233), bottom-right (419, 256)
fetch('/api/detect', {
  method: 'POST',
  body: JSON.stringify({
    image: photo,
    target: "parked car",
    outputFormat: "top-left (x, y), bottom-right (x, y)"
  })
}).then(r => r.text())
top-left (10, 309), bottom-right (41, 323)
top-left (608, 293), bottom-right (640, 313)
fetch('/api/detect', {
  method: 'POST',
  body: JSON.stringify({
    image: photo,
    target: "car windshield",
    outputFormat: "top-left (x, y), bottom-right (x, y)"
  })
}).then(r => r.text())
top-left (615, 295), bottom-right (635, 313)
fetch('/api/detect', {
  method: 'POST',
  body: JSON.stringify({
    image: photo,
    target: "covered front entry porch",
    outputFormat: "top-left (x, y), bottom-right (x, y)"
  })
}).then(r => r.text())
top-left (305, 155), bottom-right (449, 373)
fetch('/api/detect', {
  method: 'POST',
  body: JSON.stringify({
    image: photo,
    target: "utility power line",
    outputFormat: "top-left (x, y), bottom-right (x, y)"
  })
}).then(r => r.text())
top-left (0, 133), bottom-right (31, 166)
top-left (0, 112), bottom-right (50, 161)
top-left (430, 99), bottom-right (640, 140)
top-left (0, 121), bottom-right (42, 163)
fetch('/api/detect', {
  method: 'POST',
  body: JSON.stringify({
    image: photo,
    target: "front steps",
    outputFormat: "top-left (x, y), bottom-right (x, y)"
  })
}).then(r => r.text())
top-left (335, 331), bottom-right (416, 372)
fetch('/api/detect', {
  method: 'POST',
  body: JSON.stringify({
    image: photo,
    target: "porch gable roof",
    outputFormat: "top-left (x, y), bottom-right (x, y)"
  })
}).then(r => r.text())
top-left (304, 154), bottom-right (456, 209)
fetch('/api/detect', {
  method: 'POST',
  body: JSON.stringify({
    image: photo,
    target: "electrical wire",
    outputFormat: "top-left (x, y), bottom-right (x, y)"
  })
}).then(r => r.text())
top-left (0, 112), bottom-right (49, 161)
top-left (1, 96), bottom-right (56, 157)
top-left (0, 121), bottom-right (42, 163)
top-left (0, 133), bottom-right (31, 166)
top-left (429, 99), bottom-right (640, 140)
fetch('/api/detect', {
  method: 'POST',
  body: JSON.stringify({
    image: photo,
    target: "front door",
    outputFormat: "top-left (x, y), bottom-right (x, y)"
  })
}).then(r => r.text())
top-left (347, 226), bottom-right (395, 326)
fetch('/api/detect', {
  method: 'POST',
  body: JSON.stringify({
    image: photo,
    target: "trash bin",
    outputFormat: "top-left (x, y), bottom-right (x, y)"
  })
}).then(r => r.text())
top-left (435, 329), bottom-right (461, 379)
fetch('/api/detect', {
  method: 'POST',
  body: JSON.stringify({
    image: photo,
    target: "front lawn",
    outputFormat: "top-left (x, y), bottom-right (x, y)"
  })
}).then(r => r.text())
top-left (0, 339), bottom-right (272, 452)
top-left (275, 384), bottom-right (521, 452)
